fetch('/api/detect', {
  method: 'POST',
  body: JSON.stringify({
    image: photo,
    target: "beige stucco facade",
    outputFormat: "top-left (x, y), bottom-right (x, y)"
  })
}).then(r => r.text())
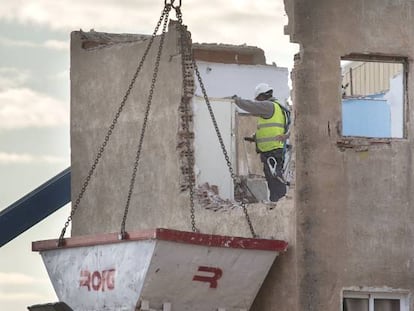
top-left (285, 0), bottom-right (414, 310)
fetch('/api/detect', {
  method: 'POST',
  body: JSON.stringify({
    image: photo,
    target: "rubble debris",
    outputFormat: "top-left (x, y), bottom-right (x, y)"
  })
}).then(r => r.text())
top-left (336, 137), bottom-right (391, 151)
top-left (196, 183), bottom-right (241, 211)
top-left (234, 176), bottom-right (260, 204)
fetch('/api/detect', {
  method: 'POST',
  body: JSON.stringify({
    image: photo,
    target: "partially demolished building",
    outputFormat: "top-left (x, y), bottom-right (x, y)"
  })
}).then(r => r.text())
top-left (69, 21), bottom-right (294, 310)
top-left (41, 0), bottom-right (414, 310)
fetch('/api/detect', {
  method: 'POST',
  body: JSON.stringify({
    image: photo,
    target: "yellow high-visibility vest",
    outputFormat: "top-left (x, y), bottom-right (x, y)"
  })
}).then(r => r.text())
top-left (256, 102), bottom-right (286, 152)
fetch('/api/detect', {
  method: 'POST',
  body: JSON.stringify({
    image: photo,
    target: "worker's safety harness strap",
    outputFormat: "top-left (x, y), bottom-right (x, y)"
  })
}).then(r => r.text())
top-left (58, 1), bottom-right (256, 247)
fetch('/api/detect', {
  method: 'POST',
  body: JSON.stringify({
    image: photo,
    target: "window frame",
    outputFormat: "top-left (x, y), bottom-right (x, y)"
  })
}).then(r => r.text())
top-left (339, 53), bottom-right (409, 142)
top-left (342, 289), bottom-right (410, 311)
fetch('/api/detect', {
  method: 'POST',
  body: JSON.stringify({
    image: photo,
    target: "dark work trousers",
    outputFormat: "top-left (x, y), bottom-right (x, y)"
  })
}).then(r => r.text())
top-left (260, 148), bottom-right (286, 202)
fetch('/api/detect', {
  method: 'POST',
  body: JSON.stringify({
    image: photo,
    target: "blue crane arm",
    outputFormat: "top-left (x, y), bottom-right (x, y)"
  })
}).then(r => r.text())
top-left (0, 167), bottom-right (71, 247)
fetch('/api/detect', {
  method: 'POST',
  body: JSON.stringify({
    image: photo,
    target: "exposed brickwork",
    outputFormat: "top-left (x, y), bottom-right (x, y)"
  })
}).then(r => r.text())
top-left (193, 43), bottom-right (266, 65)
top-left (176, 25), bottom-right (196, 192)
top-left (193, 49), bottom-right (255, 65)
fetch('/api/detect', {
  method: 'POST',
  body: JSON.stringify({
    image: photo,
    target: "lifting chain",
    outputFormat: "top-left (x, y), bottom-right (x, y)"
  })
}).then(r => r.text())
top-left (119, 4), bottom-right (172, 239)
top-left (175, 7), bottom-right (257, 238)
top-left (58, 3), bottom-right (173, 246)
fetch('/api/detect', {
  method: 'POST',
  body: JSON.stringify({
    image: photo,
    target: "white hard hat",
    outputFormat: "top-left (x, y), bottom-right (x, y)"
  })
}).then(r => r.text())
top-left (254, 83), bottom-right (273, 99)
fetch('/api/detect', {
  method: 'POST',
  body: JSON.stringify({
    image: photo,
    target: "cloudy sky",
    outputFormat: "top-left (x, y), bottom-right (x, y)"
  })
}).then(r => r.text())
top-left (0, 1), bottom-right (298, 310)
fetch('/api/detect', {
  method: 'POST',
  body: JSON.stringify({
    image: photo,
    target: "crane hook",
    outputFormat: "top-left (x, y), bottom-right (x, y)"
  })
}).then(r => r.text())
top-left (165, 0), bottom-right (181, 9)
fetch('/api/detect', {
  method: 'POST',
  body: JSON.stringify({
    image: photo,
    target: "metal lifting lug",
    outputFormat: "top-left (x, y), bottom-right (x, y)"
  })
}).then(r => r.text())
top-left (118, 231), bottom-right (126, 241)
top-left (165, 0), bottom-right (181, 9)
top-left (57, 237), bottom-right (65, 248)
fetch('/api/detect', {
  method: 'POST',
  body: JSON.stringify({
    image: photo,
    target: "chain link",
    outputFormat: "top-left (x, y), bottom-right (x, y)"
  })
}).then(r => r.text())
top-left (58, 4), bottom-right (172, 246)
top-left (119, 5), bottom-right (172, 239)
top-left (175, 8), bottom-right (257, 238)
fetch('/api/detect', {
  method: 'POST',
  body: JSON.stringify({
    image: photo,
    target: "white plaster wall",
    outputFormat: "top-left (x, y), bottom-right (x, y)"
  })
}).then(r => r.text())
top-left (195, 62), bottom-right (290, 104)
top-left (193, 97), bottom-right (235, 199)
top-left (384, 73), bottom-right (404, 138)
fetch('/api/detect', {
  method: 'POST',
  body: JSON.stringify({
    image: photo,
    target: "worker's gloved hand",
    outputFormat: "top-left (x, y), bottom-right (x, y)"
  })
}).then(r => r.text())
top-left (274, 133), bottom-right (289, 142)
top-left (223, 95), bottom-right (239, 102)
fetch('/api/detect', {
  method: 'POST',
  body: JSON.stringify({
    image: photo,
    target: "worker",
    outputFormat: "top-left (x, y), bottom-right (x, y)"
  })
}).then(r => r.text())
top-left (232, 83), bottom-right (290, 202)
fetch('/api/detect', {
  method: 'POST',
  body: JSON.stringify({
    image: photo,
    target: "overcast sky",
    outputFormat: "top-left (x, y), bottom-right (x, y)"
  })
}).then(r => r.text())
top-left (0, 1), bottom-right (298, 310)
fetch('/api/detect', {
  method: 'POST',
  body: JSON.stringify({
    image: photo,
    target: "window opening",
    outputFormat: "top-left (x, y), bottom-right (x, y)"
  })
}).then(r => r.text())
top-left (341, 55), bottom-right (407, 138)
top-left (343, 290), bottom-right (409, 311)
